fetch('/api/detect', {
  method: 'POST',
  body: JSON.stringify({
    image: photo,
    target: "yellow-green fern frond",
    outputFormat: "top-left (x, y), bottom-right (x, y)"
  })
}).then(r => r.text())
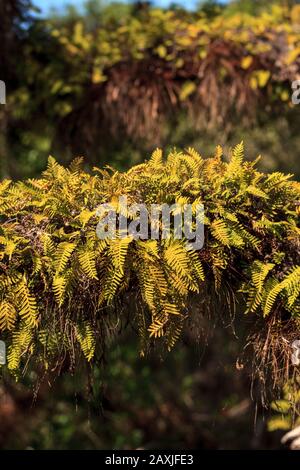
top-left (148, 317), bottom-right (167, 338)
top-left (163, 240), bottom-right (192, 281)
top-left (251, 262), bottom-right (275, 293)
top-left (75, 209), bottom-right (96, 227)
top-left (78, 248), bottom-right (98, 280)
top-left (75, 321), bottom-right (96, 361)
top-left (41, 234), bottom-right (56, 258)
top-left (54, 242), bottom-right (76, 274)
top-left (100, 267), bottom-right (127, 305)
top-left (15, 277), bottom-right (39, 327)
top-left (150, 148), bottom-right (163, 167)
top-left (0, 301), bottom-right (17, 331)
top-left (188, 250), bottom-right (205, 282)
top-left (264, 266), bottom-right (300, 316)
top-left (246, 185), bottom-right (268, 199)
top-left (211, 219), bottom-right (230, 246)
top-left (109, 236), bottom-right (132, 274)
top-left (163, 302), bottom-right (181, 316)
top-left (165, 318), bottom-right (184, 351)
top-left (53, 273), bottom-right (70, 306)
top-left (0, 179), bottom-right (12, 197)
top-left (227, 141), bottom-right (244, 175)
top-left (7, 324), bottom-right (34, 371)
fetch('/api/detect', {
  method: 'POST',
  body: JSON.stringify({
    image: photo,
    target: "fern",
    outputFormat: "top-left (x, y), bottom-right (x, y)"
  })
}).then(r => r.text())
top-left (76, 209), bottom-right (96, 227)
top-left (7, 324), bottom-right (34, 371)
top-left (226, 141), bottom-right (244, 176)
top-left (148, 317), bottom-right (167, 338)
top-left (164, 240), bottom-right (192, 281)
top-left (246, 185), bottom-right (268, 199)
top-left (211, 220), bottom-right (230, 246)
top-left (75, 321), bottom-right (96, 362)
top-left (0, 301), bottom-right (17, 331)
top-left (53, 273), bottom-right (69, 306)
top-left (264, 267), bottom-right (300, 317)
top-left (251, 262), bottom-right (275, 293)
top-left (41, 234), bottom-right (56, 257)
top-left (0, 145), bottom-right (299, 379)
top-left (54, 242), bottom-right (77, 274)
top-left (150, 148), bottom-right (163, 166)
top-left (15, 277), bottom-right (39, 327)
top-left (188, 250), bottom-right (205, 282)
top-left (109, 236), bottom-right (132, 274)
top-left (78, 248), bottom-right (98, 280)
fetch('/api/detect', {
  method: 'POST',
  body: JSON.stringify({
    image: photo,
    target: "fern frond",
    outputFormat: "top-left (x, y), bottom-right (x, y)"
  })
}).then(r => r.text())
top-left (43, 156), bottom-right (67, 180)
top-left (211, 219), bottom-right (230, 246)
top-left (214, 145), bottom-right (223, 160)
top-left (150, 148), bottom-right (163, 167)
top-left (53, 273), bottom-right (69, 306)
top-left (7, 324), bottom-right (34, 371)
top-left (245, 287), bottom-right (262, 313)
top-left (165, 318), bottom-right (184, 351)
top-left (264, 266), bottom-right (300, 316)
top-left (109, 236), bottom-right (132, 274)
top-left (136, 240), bottom-right (159, 261)
top-left (0, 301), bottom-right (17, 331)
top-left (41, 234), bottom-right (56, 257)
top-left (163, 240), bottom-right (191, 280)
top-left (75, 209), bottom-right (96, 227)
top-left (75, 321), bottom-right (96, 361)
top-left (15, 277), bottom-right (39, 327)
top-left (78, 248), bottom-right (98, 280)
top-left (0, 179), bottom-right (12, 197)
top-left (69, 156), bottom-right (84, 175)
top-left (100, 267), bottom-right (126, 305)
top-left (54, 242), bottom-right (76, 274)
top-left (163, 302), bottom-right (181, 316)
top-left (251, 262), bottom-right (275, 293)
top-left (227, 141), bottom-right (244, 175)
top-left (246, 185), bottom-right (268, 199)
top-left (148, 317), bottom-right (167, 338)
top-left (188, 250), bottom-right (205, 282)
top-left (136, 262), bottom-right (157, 311)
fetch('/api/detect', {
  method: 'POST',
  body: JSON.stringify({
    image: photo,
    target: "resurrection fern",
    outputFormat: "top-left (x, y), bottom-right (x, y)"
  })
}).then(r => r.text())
top-left (0, 143), bottom-right (299, 388)
top-left (109, 237), bottom-right (132, 274)
top-left (52, 273), bottom-right (70, 307)
top-left (54, 242), bottom-right (77, 274)
top-left (150, 148), bottom-right (163, 167)
top-left (7, 324), bottom-right (34, 371)
top-left (264, 266), bottom-right (300, 317)
top-left (226, 141), bottom-right (245, 176)
top-left (75, 321), bottom-right (96, 362)
top-left (78, 241), bottom-right (98, 280)
top-left (14, 277), bottom-right (39, 328)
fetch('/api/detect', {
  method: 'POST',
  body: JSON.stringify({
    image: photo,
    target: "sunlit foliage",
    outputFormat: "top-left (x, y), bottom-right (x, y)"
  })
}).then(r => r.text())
top-left (0, 143), bottom-right (299, 383)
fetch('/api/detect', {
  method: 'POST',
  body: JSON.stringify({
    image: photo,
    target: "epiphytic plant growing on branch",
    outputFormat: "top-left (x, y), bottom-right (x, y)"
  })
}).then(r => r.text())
top-left (0, 143), bottom-right (299, 396)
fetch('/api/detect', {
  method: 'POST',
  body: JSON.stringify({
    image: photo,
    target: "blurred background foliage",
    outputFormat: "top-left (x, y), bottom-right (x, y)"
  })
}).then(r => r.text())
top-left (0, 0), bottom-right (299, 450)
